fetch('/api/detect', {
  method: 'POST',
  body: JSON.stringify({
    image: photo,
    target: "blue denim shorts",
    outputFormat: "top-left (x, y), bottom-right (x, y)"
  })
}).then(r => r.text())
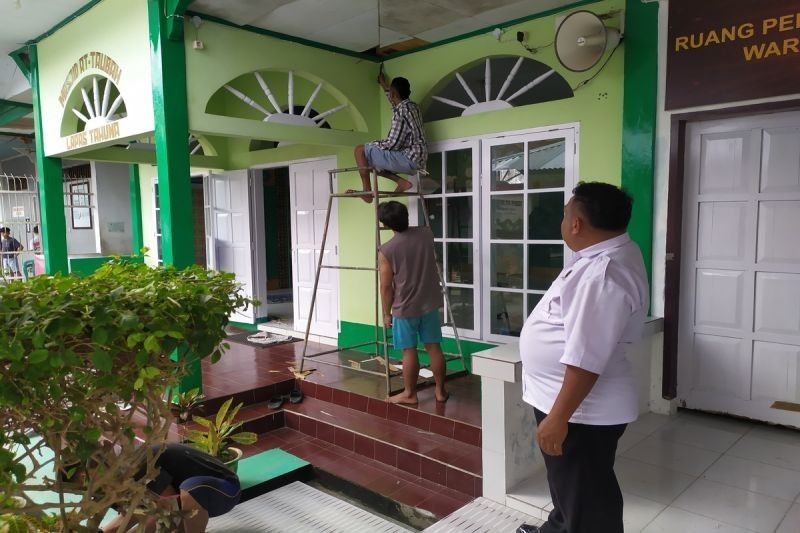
top-left (365, 143), bottom-right (419, 175)
top-left (392, 308), bottom-right (442, 350)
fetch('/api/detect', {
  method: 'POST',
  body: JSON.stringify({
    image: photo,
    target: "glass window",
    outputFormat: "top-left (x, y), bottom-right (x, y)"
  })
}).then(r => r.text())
top-left (447, 243), bottom-right (473, 284)
top-left (490, 291), bottom-right (524, 336)
top-left (528, 244), bottom-right (563, 290)
top-left (423, 152), bottom-right (443, 194)
top-left (447, 287), bottom-right (474, 330)
top-left (528, 140), bottom-right (566, 189)
top-left (446, 197), bottom-right (472, 238)
top-left (528, 192), bottom-right (563, 240)
top-left (527, 293), bottom-right (544, 316)
top-left (491, 195), bottom-right (524, 239)
top-left (420, 197), bottom-right (443, 238)
top-left (490, 143), bottom-right (525, 191)
top-left (445, 149), bottom-right (473, 193)
top-left (491, 244), bottom-right (523, 289)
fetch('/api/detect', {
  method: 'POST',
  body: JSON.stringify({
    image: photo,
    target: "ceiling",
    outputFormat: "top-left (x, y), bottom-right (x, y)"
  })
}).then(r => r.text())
top-left (190, 0), bottom-right (577, 54)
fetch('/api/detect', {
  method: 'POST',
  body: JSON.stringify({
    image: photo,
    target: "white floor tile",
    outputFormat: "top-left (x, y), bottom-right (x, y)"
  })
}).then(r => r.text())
top-left (748, 425), bottom-right (800, 448)
top-left (673, 479), bottom-right (793, 533)
top-left (652, 418), bottom-right (743, 453)
top-left (643, 506), bottom-right (755, 533)
top-left (728, 435), bottom-right (800, 472)
top-left (615, 457), bottom-right (696, 505)
top-left (618, 430), bottom-right (649, 455)
top-left (704, 455), bottom-right (800, 501)
top-left (507, 470), bottom-right (552, 510)
top-left (622, 436), bottom-right (721, 476)
top-left (776, 503), bottom-right (800, 533)
top-left (622, 492), bottom-right (666, 533)
top-left (628, 413), bottom-right (673, 436)
top-left (676, 410), bottom-right (753, 436)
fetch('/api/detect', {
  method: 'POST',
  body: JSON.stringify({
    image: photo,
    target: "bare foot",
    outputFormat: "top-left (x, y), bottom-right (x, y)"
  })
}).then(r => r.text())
top-left (393, 177), bottom-right (413, 193)
top-left (435, 390), bottom-right (449, 403)
top-left (346, 188), bottom-right (374, 204)
top-left (388, 391), bottom-right (418, 404)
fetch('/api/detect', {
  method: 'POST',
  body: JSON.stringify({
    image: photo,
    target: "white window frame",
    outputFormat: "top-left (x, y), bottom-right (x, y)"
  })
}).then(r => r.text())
top-left (481, 127), bottom-right (577, 343)
top-left (421, 139), bottom-right (482, 339)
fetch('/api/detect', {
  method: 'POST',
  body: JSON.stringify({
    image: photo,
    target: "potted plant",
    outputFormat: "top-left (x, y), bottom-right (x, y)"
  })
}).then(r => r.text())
top-left (0, 259), bottom-right (254, 532)
top-left (185, 398), bottom-right (257, 473)
top-left (171, 387), bottom-right (204, 423)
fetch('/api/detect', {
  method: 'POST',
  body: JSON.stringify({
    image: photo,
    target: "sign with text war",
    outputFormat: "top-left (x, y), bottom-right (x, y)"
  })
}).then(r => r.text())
top-left (666, 0), bottom-right (800, 110)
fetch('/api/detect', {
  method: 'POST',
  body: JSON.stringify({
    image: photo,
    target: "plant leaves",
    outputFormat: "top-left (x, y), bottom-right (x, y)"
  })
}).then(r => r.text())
top-left (28, 349), bottom-right (48, 364)
top-left (92, 350), bottom-right (113, 372)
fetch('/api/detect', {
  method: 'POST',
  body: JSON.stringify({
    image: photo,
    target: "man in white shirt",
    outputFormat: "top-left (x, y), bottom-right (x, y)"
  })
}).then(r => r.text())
top-left (516, 182), bottom-right (649, 533)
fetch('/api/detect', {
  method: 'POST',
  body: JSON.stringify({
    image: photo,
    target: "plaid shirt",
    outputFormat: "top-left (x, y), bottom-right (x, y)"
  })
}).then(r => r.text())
top-left (374, 93), bottom-right (428, 169)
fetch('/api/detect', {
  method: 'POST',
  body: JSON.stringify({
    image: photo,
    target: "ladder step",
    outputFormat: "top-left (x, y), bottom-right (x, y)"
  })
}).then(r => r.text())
top-left (321, 265), bottom-right (377, 271)
top-left (331, 190), bottom-right (426, 199)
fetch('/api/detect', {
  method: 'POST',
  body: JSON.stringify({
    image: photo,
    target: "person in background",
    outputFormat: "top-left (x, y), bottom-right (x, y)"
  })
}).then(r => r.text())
top-left (29, 225), bottom-right (41, 252)
top-left (378, 201), bottom-right (448, 404)
top-left (1, 227), bottom-right (23, 277)
top-left (516, 183), bottom-right (649, 533)
top-left (349, 72), bottom-right (427, 203)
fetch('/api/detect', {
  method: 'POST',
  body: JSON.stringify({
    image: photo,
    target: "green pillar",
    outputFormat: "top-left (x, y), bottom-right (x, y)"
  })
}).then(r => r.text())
top-left (621, 0), bottom-right (659, 287)
top-left (28, 45), bottom-right (69, 275)
top-left (148, 0), bottom-right (200, 392)
top-left (129, 164), bottom-right (144, 255)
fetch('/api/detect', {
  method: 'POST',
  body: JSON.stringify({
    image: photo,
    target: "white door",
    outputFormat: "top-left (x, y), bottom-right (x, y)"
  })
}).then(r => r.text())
top-left (481, 128), bottom-right (577, 343)
top-left (679, 111), bottom-right (800, 426)
top-left (207, 170), bottom-right (255, 323)
top-left (290, 158), bottom-right (339, 338)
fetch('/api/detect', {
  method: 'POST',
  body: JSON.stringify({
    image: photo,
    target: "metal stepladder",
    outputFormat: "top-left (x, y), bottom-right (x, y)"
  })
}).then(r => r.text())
top-left (299, 166), bottom-right (466, 395)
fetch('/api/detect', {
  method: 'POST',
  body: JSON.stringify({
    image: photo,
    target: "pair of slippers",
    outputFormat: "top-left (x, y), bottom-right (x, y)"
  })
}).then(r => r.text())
top-left (268, 388), bottom-right (304, 409)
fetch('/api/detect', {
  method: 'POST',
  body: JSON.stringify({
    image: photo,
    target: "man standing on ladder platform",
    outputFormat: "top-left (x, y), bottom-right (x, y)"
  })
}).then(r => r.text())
top-left (350, 70), bottom-right (427, 203)
top-left (378, 201), bottom-right (449, 404)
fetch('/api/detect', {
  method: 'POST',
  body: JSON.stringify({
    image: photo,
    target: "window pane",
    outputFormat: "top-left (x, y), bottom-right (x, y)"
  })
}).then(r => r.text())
top-left (528, 192), bottom-right (563, 240)
top-left (422, 152), bottom-right (443, 194)
top-left (446, 196), bottom-right (472, 238)
top-left (527, 293), bottom-right (544, 317)
top-left (446, 243), bottom-right (473, 284)
top-left (419, 197), bottom-right (443, 238)
top-left (528, 139), bottom-right (566, 189)
top-left (155, 212), bottom-right (161, 234)
top-left (434, 241), bottom-right (443, 276)
top-left (491, 244), bottom-right (523, 289)
top-left (154, 184), bottom-right (160, 208)
top-left (490, 143), bottom-right (524, 191)
top-left (491, 195), bottom-right (524, 239)
top-left (445, 148), bottom-right (473, 193)
top-left (490, 291), bottom-right (524, 337)
top-left (528, 244), bottom-right (563, 290)
top-left (156, 236), bottom-right (162, 259)
top-left (446, 287), bottom-right (474, 330)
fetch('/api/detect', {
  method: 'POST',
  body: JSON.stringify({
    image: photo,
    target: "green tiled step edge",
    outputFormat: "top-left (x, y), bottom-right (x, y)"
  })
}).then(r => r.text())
top-left (238, 448), bottom-right (314, 502)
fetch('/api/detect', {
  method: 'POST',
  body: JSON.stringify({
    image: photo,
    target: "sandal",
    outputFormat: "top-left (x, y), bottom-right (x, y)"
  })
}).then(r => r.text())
top-left (289, 389), bottom-right (304, 404)
top-left (268, 396), bottom-right (285, 409)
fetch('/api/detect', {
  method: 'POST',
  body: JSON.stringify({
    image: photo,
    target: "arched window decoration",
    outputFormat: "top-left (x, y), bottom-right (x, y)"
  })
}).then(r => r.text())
top-left (213, 70), bottom-right (351, 130)
top-left (71, 76), bottom-right (127, 131)
top-left (423, 56), bottom-right (573, 122)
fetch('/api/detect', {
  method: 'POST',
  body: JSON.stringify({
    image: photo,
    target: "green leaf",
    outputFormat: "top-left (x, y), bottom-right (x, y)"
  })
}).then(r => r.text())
top-left (92, 327), bottom-right (109, 344)
top-left (133, 377), bottom-right (144, 390)
top-left (230, 432), bottom-right (257, 445)
top-left (92, 350), bottom-right (113, 372)
top-left (120, 312), bottom-right (139, 329)
top-left (28, 349), bottom-right (48, 364)
top-left (144, 335), bottom-right (160, 353)
top-left (192, 416), bottom-right (212, 428)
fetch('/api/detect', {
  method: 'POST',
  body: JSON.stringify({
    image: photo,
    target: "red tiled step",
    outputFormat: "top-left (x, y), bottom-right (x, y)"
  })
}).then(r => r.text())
top-left (297, 379), bottom-right (482, 447)
top-left (250, 427), bottom-right (474, 519)
top-left (284, 397), bottom-right (481, 497)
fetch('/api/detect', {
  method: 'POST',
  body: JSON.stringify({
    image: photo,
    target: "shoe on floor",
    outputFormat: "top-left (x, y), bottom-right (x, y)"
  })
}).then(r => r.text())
top-left (268, 396), bottom-right (285, 409)
top-left (516, 524), bottom-right (541, 533)
top-left (289, 388), bottom-right (304, 404)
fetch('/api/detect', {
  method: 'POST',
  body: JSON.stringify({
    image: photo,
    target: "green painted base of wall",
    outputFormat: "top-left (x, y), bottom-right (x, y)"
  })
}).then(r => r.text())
top-left (68, 255), bottom-right (145, 276)
top-left (338, 320), bottom-right (495, 373)
top-left (228, 321), bottom-right (260, 331)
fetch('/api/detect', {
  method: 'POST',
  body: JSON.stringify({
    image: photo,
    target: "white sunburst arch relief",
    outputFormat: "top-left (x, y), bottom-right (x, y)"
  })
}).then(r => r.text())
top-left (223, 71), bottom-right (349, 128)
top-left (71, 76), bottom-right (126, 130)
top-left (432, 57), bottom-right (556, 117)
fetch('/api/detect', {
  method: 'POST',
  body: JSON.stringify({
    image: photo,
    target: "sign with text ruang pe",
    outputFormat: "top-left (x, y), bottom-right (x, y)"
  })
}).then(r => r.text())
top-left (666, 0), bottom-right (800, 110)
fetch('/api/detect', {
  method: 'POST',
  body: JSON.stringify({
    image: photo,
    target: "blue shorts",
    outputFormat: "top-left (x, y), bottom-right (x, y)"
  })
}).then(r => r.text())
top-left (392, 308), bottom-right (442, 350)
top-left (365, 143), bottom-right (419, 175)
top-left (180, 476), bottom-right (240, 517)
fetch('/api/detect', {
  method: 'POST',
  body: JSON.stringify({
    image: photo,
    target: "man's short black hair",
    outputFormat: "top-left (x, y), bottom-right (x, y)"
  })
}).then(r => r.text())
top-left (571, 182), bottom-right (633, 232)
top-left (390, 77), bottom-right (411, 100)
top-left (378, 201), bottom-right (409, 232)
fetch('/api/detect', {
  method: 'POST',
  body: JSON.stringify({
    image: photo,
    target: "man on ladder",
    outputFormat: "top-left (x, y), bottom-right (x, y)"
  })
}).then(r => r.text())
top-left (349, 70), bottom-right (427, 203)
top-left (378, 201), bottom-right (449, 404)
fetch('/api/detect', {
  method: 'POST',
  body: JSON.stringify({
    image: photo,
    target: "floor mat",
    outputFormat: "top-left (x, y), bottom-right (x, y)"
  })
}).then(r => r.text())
top-left (226, 330), bottom-right (300, 349)
top-left (423, 497), bottom-right (542, 532)
top-left (207, 481), bottom-right (414, 533)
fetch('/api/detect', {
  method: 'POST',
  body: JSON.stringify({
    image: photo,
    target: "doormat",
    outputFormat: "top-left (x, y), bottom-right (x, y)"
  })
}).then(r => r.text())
top-left (771, 401), bottom-right (800, 413)
top-left (227, 331), bottom-right (300, 349)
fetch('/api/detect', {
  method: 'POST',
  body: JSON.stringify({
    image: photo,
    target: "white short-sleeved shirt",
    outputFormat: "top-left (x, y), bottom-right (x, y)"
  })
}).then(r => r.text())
top-left (520, 233), bottom-right (649, 425)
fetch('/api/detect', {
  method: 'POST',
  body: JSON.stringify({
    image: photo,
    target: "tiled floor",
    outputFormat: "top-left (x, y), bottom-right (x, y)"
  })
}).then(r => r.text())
top-left (240, 427), bottom-right (474, 519)
top-left (514, 410), bottom-right (800, 533)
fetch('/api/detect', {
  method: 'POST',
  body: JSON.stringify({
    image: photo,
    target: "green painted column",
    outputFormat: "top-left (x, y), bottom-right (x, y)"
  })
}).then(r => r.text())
top-left (148, 0), bottom-right (200, 392)
top-left (621, 0), bottom-right (659, 286)
top-left (28, 45), bottom-right (69, 275)
top-left (129, 164), bottom-right (144, 255)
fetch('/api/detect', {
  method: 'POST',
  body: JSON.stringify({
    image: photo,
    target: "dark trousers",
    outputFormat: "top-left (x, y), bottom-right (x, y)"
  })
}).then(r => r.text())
top-left (534, 408), bottom-right (627, 533)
